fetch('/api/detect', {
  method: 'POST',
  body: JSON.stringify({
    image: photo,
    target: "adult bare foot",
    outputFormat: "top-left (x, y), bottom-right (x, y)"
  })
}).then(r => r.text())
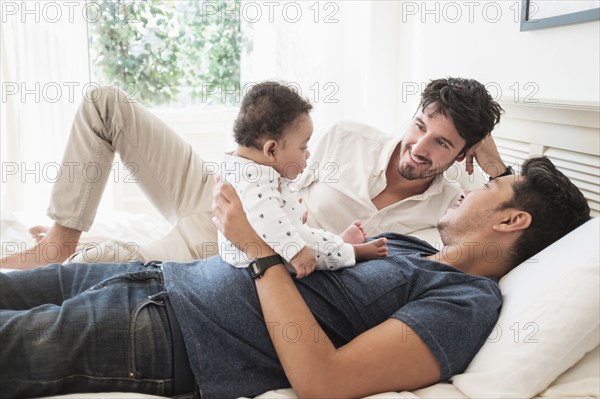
top-left (29, 225), bottom-right (49, 243)
top-left (340, 220), bottom-right (367, 245)
top-left (354, 237), bottom-right (388, 262)
top-left (1, 223), bottom-right (82, 269)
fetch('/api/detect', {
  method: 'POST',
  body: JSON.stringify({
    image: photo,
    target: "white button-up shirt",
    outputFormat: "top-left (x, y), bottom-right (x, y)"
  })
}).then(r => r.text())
top-left (295, 121), bottom-right (461, 239)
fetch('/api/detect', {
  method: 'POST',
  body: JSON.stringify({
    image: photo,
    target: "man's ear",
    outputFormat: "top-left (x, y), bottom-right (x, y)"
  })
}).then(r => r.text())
top-left (263, 140), bottom-right (278, 160)
top-left (492, 210), bottom-right (532, 233)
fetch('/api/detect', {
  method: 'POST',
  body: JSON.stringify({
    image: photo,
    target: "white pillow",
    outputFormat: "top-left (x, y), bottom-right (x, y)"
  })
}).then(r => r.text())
top-left (453, 217), bottom-right (600, 398)
top-left (541, 345), bottom-right (600, 397)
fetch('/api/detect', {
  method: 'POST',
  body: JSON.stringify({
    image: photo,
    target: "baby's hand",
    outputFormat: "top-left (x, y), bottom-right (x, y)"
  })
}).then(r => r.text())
top-left (353, 238), bottom-right (388, 262)
top-left (289, 246), bottom-right (317, 278)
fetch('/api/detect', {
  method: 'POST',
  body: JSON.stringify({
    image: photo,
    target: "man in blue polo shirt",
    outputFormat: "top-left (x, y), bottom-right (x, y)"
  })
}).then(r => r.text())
top-left (0, 157), bottom-right (591, 398)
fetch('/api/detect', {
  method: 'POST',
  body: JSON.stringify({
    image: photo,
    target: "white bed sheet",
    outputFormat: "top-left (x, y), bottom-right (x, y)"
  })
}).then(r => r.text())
top-left (2, 211), bottom-right (598, 399)
top-left (1, 210), bottom-right (172, 259)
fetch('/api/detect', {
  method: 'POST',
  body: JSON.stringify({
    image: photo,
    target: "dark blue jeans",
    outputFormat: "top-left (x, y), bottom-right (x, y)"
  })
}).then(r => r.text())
top-left (0, 261), bottom-right (180, 398)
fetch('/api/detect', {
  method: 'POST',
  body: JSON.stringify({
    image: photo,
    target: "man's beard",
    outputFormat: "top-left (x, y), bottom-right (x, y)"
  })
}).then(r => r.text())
top-left (398, 159), bottom-right (453, 180)
top-left (436, 220), bottom-right (452, 245)
top-left (397, 144), bottom-right (455, 181)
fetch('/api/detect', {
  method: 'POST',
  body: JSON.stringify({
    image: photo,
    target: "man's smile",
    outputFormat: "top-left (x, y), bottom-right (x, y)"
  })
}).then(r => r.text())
top-left (406, 147), bottom-right (432, 165)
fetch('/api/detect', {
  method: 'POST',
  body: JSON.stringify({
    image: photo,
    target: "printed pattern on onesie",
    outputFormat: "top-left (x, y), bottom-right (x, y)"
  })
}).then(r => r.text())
top-left (218, 154), bottom-right (355, 270)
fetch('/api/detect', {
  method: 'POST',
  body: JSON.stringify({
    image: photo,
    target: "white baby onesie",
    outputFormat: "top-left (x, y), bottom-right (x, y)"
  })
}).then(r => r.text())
top-left (218, 153), bottom-right (356, 271)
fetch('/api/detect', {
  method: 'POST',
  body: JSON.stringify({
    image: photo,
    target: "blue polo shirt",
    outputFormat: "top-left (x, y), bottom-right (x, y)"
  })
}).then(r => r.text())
top-left (162, 233), bottom-right (502, 398)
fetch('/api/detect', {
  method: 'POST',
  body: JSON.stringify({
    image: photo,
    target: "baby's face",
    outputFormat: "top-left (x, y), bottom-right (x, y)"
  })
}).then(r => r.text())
top-left (274, 114), bottom-right (313, 179)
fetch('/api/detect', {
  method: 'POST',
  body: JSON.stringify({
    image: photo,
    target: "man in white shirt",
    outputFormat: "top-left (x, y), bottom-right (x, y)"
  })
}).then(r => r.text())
top-left (1, 78), bottom-right (509, 269)
top-left (296, 121), bottom-right (460, 237)
top-left (297, 78), bottom-right (507, 238)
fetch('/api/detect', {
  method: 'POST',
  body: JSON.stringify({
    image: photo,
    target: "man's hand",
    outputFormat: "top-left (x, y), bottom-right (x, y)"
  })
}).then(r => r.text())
top-left (462, 134), bottom-right (507, 178)
top-left (212, 178), bottom-right (276, 259)
top-left (289, 246), bottom-right (317, 279)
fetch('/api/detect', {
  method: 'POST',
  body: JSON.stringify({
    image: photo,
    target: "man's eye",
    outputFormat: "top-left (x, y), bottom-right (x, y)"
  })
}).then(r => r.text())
top-left (436, 139), bottom-right (449, 148)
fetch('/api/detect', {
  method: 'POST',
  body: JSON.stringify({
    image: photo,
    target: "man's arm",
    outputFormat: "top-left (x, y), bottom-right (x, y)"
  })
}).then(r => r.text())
top-left (463, 134), bottom-right (510, 178)
top-left (255, 266), bottom-right (441, 398)
top-left (212, 182), bottom-right (441, 398)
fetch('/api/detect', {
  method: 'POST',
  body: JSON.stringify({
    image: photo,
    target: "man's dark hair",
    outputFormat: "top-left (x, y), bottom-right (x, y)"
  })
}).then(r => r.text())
top-left (500, 157), bottom-right (591, 268)
top-left (420, 78), bottom-right (503, 150)
top-left (233, 81), bottom-right (313, 149)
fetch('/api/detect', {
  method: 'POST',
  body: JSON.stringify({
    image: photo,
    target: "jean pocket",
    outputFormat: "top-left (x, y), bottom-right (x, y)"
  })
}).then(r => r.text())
top-left (128, 291), bottom-right (172, 381)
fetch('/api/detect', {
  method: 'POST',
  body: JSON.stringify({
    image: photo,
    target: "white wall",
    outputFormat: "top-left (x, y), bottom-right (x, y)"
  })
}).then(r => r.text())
top-left (241, 0), bottom-right (401, 138)
top-left (394, 0), bottom-right (600, 126)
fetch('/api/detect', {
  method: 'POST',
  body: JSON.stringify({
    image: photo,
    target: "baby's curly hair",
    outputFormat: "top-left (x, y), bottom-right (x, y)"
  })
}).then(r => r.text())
top-left (234, 81), bottom-right (313, 149)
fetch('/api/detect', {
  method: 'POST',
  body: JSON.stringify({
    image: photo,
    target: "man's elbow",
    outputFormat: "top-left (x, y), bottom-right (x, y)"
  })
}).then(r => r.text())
top-left (291, 368), bottom-right (352, 399)
top-left (294, 383), bottom-right (338, 399)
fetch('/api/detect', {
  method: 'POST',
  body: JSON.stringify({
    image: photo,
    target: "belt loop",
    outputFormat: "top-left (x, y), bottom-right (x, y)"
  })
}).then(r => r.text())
top-left (144, 260), bottom-right (163, 268)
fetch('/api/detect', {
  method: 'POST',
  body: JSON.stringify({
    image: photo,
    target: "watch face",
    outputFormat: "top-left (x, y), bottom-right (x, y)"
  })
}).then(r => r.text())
top-left (249, 260), bottom-right (261, 278)
top-left (249, 255), bottom-right (282, 279)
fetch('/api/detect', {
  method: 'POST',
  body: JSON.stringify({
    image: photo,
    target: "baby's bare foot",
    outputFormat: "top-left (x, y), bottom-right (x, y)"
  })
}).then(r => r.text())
top-left (1, 223), bottom-right (82, 270)
top-left (354, 237), bottom-right (388, 262)
top-left (341, 220), bottom-right (367, 244)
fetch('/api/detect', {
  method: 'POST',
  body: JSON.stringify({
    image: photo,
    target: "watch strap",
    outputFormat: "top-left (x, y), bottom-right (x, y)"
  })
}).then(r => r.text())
top-left (490, 165), bottom-right (513, 181)
top-left (249, 254), bottom-right (283, 279)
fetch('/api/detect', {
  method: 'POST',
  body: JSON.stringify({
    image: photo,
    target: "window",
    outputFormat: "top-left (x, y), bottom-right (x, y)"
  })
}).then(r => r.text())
top-left (88, 0), bottom-right (242, 106)
top-left (1, 0), bottom-right (395, 216)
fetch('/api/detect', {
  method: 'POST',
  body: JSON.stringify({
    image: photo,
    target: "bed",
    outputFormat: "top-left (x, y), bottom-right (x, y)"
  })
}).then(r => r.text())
top-left (1, 100), bottom-right (599, 398)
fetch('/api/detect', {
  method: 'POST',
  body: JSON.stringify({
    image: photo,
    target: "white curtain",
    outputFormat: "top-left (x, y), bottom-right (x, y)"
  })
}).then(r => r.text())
top-left (1, 2), bottom-right (90, 215)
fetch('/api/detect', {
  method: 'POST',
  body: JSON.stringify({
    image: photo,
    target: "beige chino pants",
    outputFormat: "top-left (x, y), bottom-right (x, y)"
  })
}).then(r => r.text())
top-left (49, 86), bottom-right (218, 263)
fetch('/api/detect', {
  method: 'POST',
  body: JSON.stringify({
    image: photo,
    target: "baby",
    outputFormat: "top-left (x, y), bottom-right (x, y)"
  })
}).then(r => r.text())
top-left (218, 81), bottom-right (388, 278)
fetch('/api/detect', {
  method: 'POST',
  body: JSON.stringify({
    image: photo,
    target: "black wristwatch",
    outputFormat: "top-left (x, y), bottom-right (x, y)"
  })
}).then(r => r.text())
top-left (249, 254), bottom-right (283, 279)
top-left (490, 165), bottom-right (514, 181)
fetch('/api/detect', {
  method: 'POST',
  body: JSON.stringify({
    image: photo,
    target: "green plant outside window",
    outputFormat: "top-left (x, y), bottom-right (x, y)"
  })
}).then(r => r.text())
top-left (88, 0), bottom-right (242, 106)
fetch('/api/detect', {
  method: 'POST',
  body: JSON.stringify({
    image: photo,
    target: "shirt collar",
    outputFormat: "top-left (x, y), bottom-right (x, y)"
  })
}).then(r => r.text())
top-left (414, 174), bottom-right (447, 199)
top-left (374, 136), bottom-right (402, 177)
